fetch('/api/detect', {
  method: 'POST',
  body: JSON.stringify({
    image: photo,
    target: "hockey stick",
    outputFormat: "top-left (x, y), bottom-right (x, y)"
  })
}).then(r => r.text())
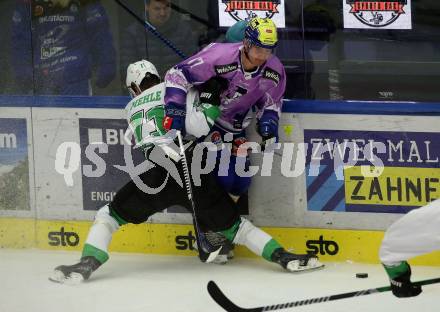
top-left (114, 0), bottom-right (186, 59)
top-left (176, 131), bottom-right (222, 263)
top-left (207, 277), bottom-right (440, 312)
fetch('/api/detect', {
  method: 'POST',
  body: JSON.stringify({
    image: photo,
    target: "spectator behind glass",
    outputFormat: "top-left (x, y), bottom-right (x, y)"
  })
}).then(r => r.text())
top-left (198, 0), bottom-right (224, 47)
top-left (11, 0), bottom-right (116, 96)
top-left (119, 0), bottom-right (198, 81)
top-left (0, 0), bottom-right (15, 94)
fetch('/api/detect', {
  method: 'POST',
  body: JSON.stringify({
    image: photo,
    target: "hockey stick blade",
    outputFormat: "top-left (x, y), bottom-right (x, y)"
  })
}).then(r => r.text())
top-left (208, 277), bottom-right (440, 312)
top-left (208, 281), bottom-right (260, 312)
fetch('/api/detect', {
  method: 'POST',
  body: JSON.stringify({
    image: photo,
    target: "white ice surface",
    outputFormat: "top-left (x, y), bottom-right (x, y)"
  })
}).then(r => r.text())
top-left (0, 249), bottom-right (438, 312)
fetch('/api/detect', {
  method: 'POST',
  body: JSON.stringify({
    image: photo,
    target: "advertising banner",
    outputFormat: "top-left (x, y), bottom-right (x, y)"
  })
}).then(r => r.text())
top-left (343, 0), bottom-right (412, 29)
top-left (79, 118), bottom-right (143, 211)
top-left (218, 0), bottom-right (286, 27)
top-left (79, 118), bottom-right (189, 213)
top-left (0, 118), bottom-right (30, 211)
top-left (304, 129), bottom-right (439, 213)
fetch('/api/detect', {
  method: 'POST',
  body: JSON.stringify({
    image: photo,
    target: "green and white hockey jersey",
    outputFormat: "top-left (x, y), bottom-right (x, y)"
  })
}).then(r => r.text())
top-left (125, 82), bottom-right (220, 150)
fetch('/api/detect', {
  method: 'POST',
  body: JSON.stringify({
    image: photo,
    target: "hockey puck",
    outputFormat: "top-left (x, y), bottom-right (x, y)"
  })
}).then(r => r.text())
top-left (356, 273), bottom-right (368, 278)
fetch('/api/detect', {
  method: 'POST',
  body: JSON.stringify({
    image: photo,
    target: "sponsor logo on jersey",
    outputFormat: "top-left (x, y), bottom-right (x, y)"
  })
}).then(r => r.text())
top-left (200, 92), bottom-right (212, 100)
top-left (232, 137), bottom-right (248, 156)
top-left (210, 131), bottom-right (223, 146)
top-left (346, 0), bottom-right (408, 27)
top-left (214, 63), bottom-right (239, 75)
top-left (41, 46), bottom-right (66, 60)
top-left (263, 68), bottom-right (280, 84)
top-left (48, 227), bottom-right (80, 247)
top-left (222, 0), bottom-right (280, 21)
top-left (306, 235), bottom-right (339, 256)
top-left (39, 15), bottom-right (75, 23)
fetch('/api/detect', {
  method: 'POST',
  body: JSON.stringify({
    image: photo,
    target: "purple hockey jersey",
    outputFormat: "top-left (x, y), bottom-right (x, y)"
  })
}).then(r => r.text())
top-left (164, 42), bottom-right (286, 132)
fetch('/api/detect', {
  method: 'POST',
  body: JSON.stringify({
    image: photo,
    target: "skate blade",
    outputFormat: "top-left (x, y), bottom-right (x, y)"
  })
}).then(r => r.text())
top-left (49, 270), bottom-right (85, 285)
top-left (210, 255), bottom-right (229, 265)
top-left (286, 260), bottom-right (325, 273)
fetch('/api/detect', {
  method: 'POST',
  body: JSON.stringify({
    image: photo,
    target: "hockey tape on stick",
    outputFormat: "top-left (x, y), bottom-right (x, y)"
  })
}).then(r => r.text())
top-left (207, 277), bottom-right (440, 312)
top-left (114, 0), bottom-right (186, 59)
top-left (176, 131), bottom-right (222, 263)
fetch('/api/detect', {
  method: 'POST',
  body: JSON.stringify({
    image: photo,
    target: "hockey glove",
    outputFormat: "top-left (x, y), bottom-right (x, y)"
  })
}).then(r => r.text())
top-left (257, 111), bottom-right (279, 152)
top-left (197, 77), bottom-right (228, 129)
top-left (383, 261), bottom-right (422, 298)
top-left (199, 77), bottom-right (229, 107)
top-left (257, 111), bottom-right (279, 141)
top-left (164, 102), bottom-right (186, 135)
top-left (199, 103), bottom-right (221, 130)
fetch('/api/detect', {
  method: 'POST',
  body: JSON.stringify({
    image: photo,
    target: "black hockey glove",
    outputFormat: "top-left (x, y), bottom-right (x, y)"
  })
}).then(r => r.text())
top-left (199, 77), bottom-right (229, 107)
top-left (384, 262), bottom-right (422, 298)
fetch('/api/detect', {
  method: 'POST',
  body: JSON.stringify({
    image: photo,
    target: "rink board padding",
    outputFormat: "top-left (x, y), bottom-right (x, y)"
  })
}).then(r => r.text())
top-left (1, 102), bottom-right (439, 268)
top-left (1, 105), bottom-right (439, 233)
top-left (1, 217), bottom-right (440, 266)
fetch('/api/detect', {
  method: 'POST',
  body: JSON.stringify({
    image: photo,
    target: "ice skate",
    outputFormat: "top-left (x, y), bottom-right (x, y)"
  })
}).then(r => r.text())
top-left (271, 248), bottom-right (324, 272)
top-left (210, 240), bottom-right (235, 264)
top-left (49, 256), bottom-right (101, 284)
top-left (194, 234), bottom-right (234, 264)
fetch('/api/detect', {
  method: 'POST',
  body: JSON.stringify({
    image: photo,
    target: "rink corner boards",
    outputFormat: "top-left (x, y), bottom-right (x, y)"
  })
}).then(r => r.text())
top-left (1, 217), bottom-right (439, 266)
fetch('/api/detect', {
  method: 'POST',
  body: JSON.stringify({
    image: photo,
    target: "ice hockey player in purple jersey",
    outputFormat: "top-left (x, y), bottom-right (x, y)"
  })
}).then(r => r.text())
top-left (163, 16), bottom-right (285, 202)
top-left (163, 17), bottom-right (286, 264)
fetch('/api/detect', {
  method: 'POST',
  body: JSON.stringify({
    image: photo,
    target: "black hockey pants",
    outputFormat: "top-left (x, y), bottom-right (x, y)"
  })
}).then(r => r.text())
top-left (109, 145), bottom-right (240, 232)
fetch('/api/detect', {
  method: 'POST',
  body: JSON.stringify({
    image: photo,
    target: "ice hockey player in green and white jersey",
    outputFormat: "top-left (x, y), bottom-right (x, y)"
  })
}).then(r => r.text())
top-left (49, 60), bottom-right (323, 284)
top-left (125, 59), bottom-right (223, 151)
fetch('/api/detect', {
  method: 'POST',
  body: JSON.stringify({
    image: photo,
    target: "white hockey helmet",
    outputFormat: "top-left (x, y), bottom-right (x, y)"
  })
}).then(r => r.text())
top-left (126, 60), bottom-right (160, 97)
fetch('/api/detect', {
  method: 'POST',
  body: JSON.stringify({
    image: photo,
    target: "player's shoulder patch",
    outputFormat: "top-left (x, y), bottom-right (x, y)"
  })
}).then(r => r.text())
top-left (262, 67), bottom-right (281, 84)
top-left (214, 62), bottom-right (239, 75)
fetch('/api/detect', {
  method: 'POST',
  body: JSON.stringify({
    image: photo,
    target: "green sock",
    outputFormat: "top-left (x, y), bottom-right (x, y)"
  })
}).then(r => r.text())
top-left (220, 219), bottom-right (242, 241)
top-left (221, 220), bottom-right (283, 261)
top-left (82, 243), bottom-right (109, 264)
top-left (262, 239), bottom-right (282, 261)
top-left (383, 261), bottom-right (409, 279)
top-left (109, 207), bottom-right (128, 226)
